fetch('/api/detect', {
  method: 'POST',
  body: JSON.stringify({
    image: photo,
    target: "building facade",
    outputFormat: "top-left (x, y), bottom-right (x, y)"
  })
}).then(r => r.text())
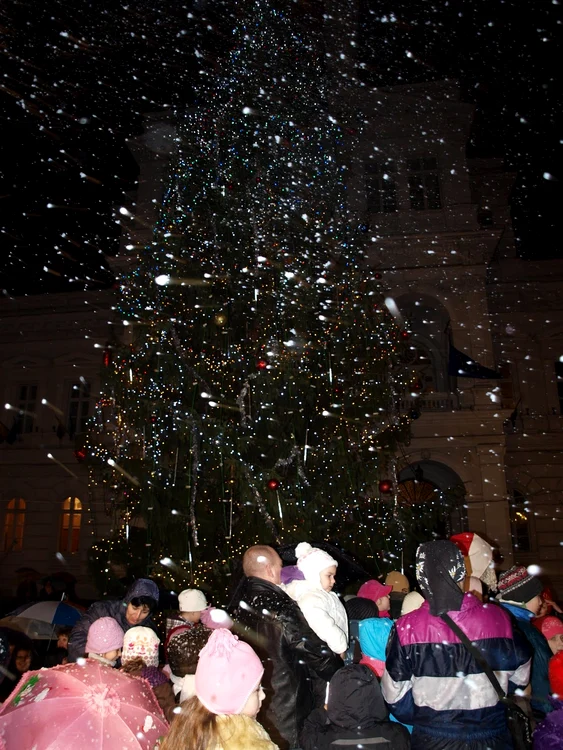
top-left (353, 80), bottom-right (563, 590)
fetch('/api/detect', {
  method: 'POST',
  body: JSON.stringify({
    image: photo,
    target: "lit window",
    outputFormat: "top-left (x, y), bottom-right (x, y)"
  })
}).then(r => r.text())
top-left (16, 385), bottom-right (38, 434)
top-left (68, 382), bottom-right (91, 437)
top-left (2, 498), bottom-right (26, 552)
top-left (365, 160), bottom-right (397, 214)
top-left (59, 497), bottom-right (82, 554)
top-left (407, 156), bottom-right (442, 210)
top-left (510, 490), bottom-right (530, 552)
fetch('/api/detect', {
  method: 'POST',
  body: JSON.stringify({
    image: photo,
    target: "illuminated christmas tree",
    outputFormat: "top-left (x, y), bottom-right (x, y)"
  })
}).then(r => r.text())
top-left (87, 0), bottom-right (414, 592)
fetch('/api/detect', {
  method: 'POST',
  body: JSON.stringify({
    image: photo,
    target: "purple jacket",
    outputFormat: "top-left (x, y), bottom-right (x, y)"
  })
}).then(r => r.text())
top-left (533, 699), bottom-right (563, 749)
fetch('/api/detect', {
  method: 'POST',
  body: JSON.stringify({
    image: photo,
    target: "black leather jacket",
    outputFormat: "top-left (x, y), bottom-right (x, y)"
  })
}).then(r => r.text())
top-left (231, 576), bottom-right (343, 750)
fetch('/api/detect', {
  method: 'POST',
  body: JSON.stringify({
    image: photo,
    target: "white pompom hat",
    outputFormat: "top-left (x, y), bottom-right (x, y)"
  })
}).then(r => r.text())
top-left (295, 542), bottom-right (338, 584)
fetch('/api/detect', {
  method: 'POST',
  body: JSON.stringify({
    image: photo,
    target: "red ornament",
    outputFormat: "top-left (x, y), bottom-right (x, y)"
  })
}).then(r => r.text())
top-left (400, 331), bottom-right (410, 340)
top-left (379, 479), bottom-right (393, 494)
top-left (257, 359), bottom-right (267, 370)
top-left (267, 479), bottom-right (280, 491)
top-left (74, 448), bottom-right (87, 463)
top-left (374, 272), bottom-right (382, 280)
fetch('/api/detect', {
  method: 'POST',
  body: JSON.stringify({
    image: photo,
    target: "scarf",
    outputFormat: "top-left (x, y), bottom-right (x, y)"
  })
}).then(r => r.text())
top-left (170, 671), bottom-right (197, 702)
top-left (416, 540), bottom-right (465, 616)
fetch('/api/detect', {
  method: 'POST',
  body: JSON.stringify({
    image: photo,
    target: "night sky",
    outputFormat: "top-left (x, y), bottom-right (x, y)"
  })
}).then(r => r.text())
top-left (0, 0), bottom-right (561, 296)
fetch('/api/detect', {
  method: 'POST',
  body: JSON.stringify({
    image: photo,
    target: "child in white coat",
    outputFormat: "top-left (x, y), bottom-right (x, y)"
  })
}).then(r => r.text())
top-left (285, 543), bottom-right (348, 656)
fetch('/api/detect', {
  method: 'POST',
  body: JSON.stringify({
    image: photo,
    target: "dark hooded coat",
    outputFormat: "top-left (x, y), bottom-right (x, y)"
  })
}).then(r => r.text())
top-left (300, 664), bottom-right (410, 750)
top-left (67, 579), bottom-right (159, 662)
top-left (383, 542), bottom-right (531, 750)
top-left (231, 576), bottom-right (342, 750)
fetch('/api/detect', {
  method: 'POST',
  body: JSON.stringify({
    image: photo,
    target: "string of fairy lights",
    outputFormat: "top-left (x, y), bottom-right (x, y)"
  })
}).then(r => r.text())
top-left (85, 0), bottom-right (424, 593)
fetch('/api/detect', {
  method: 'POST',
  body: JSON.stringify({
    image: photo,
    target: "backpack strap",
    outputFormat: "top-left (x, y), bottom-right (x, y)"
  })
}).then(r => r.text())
top-left (439, 612), bottom-right (506, 700)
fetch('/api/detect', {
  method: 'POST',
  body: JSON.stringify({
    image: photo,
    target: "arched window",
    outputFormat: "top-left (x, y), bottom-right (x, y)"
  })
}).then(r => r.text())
top-left (59, 497), bottom-right (82, 554)
top-left (510, 490), bottom-right (531, 552)
top-left (398, 478), bottom-right (467, 537)
top-left (2, 498), bottom-right (26, 552)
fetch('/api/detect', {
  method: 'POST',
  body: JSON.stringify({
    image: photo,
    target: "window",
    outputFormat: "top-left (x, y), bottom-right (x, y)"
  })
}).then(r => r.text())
top-left (407, 156), bottom-right (442, 210)
top-left (403, 346), bottom-right (437, 393)
top-left (2, 498), bottom-right (26, 552)
top-left (555, 361), bottom-right (563, 415)
top-left (510, 490), bottom-right (531, 552)
top-left (59, 497), bottom-right (82, 554)
top-left (365, 160), bottom-right (397, 214)
top-left (16, 385), bottom-right (37, 434)
top-left (398, 478), bottom-right (437, 506)
top-left (68, 381), bottom-right (91, 437)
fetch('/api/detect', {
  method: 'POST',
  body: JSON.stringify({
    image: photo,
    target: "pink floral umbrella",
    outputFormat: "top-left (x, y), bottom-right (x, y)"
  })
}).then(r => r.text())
top-left (0, 659), bottom-right (169, 749)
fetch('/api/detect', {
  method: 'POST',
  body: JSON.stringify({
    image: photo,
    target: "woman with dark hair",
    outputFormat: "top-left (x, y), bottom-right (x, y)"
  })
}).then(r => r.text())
top-left (67, 578), bottom-right (159, 662)
top-left (0, 645), bottom-right (35, 702)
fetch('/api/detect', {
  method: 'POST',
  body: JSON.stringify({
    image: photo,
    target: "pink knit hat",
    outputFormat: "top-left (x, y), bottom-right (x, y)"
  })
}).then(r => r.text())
top-left (357, 579), bottom-right (392, 604)
top-left (540, 616), bottom-right (563, 641)
top-left (199, 607), bottom-right (233, 630)
top-left (195, 628), bottom-right (263, 715)
top-left (86, 617), bottom-right (124, 654)
top-left (122, 626), bottom-right (160, 667)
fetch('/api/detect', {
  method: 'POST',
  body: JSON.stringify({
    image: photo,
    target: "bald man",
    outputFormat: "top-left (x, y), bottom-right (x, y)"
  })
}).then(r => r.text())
top-left (231, 545), bottom-right (342, 750)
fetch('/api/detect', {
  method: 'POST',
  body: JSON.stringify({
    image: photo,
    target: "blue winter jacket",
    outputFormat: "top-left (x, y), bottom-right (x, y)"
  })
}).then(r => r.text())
top-left (68, 579), bottom-right (160, 662)
top-left (382, 593), bottom-right (531, 743)
top-left (499, 601), bottom-right (553, 716)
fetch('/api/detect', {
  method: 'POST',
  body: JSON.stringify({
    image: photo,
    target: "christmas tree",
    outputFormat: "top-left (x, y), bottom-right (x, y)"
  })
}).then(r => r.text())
top-left (86, 0), bottom-right (414, 594)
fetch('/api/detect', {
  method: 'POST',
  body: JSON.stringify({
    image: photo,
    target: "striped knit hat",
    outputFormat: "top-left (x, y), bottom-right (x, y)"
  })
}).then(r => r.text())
top-left (497, 565), bottom-right (543, 605)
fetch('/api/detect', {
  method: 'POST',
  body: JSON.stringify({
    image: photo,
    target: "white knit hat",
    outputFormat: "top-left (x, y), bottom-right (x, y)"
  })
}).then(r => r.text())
top-left (295, 542), bottom-right (338, 584)
top-left (178, 589), bottom-right (207, 613)
top-left (122, 626), bottom-right (160, 667)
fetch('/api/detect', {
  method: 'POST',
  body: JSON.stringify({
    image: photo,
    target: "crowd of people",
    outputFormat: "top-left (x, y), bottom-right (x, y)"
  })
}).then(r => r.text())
top-left (0, 533), bottom-right (562, 749)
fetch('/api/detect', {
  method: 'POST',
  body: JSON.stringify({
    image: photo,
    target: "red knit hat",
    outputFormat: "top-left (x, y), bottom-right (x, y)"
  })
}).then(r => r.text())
top-left (549, 650), bottom-right (563, 696)
top-left (541, 617), bottom-right (563, 641)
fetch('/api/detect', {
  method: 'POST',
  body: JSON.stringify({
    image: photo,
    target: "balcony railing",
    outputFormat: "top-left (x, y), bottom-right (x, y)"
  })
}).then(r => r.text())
top-left (401, 392), bottom-right (459, 412)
